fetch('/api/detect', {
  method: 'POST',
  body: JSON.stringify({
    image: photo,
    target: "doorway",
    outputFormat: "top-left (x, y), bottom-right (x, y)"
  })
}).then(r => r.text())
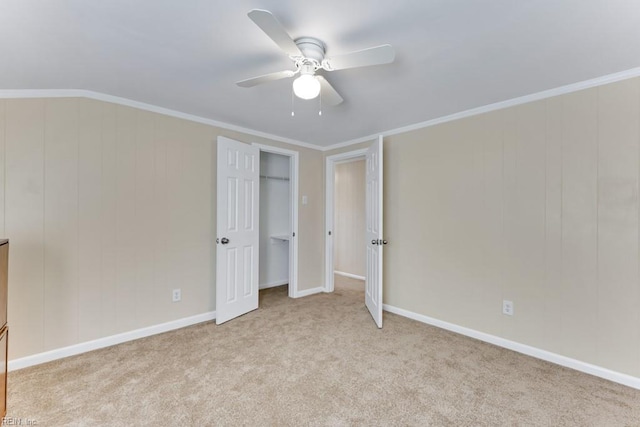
top-left (333, 159), bottom-right (366, 282)
top-left (253, 143), bottom-right (299, 299)
top-left (259, 151), bottom-right (292, 293)
top-left (324, 148), bottom-right (367, 293)
top-left (325, 137), bottom-right (385, 327)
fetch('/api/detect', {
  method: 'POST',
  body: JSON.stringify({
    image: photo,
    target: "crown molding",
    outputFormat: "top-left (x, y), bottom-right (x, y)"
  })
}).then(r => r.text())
top-left (0, 89), bottom-right (323, 152)
top-left (4, 65), bottom-right (640, 153)
top-left (323, 66), bottom-right (640, 151)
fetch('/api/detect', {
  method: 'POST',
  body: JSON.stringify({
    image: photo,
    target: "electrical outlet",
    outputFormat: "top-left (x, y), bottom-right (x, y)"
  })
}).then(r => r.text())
top-left (502, 300), bottom-right (514, 316)
top-left (172, 289), bottom-right (181, 302)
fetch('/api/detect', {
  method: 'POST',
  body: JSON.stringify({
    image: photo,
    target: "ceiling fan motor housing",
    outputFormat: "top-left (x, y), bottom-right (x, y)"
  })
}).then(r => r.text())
top-left (294, 37), bottom-right (326, 65)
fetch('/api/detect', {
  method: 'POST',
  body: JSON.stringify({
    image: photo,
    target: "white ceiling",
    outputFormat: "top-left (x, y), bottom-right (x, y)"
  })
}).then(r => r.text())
top-left (1, 1), bottom-right (639, 148)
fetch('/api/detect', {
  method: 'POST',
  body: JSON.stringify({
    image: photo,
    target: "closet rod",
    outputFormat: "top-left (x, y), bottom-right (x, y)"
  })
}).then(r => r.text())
top-left (260, 175), bottom-right (290, 181)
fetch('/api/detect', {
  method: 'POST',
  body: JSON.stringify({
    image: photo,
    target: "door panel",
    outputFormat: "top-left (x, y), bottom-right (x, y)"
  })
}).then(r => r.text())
top-left (216, 137), bottom-right (260, 324)
top-left (365, 136), bottom-right (384, 328)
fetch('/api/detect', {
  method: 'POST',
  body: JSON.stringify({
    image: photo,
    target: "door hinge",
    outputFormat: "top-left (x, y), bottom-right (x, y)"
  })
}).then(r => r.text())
top-left (292, 232), bottom-right (295, 237)
top-left (328, 231), bottom-right (332, 236)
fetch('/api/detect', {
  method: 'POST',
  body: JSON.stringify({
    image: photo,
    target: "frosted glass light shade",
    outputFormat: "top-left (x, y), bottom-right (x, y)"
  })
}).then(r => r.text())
top-left (293, 74), bottom-right (321, 100)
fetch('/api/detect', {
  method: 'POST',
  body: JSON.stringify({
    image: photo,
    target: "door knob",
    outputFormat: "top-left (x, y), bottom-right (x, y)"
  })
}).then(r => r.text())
top-left (221, 237), bottom-right (230, 244)
top-left (371, 239), bottom-right (378, 245)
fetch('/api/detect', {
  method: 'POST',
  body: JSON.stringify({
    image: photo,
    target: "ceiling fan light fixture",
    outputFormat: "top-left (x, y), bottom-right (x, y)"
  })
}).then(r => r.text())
top-left (293, 74), bottom-right (321, 100)
top-left (238, 10), bottom-right (392, 107)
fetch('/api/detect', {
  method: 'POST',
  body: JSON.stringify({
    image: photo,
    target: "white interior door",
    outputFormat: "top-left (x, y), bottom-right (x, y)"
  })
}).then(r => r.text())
top-left (365, 135), bottom-right (384, 328)
top-left (216, 136), bottom-right (260, 324)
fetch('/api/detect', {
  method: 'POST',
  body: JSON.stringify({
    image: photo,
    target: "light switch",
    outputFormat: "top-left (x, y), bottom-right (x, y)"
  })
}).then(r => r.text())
top-left (302, 195), bottom-right (308, 205)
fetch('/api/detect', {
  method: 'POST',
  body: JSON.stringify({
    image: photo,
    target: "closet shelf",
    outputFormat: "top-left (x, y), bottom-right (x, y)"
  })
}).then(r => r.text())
top-left (270, 235), bottom-right (291, 241)
top-left (260, 175), bottom-right (290, 181)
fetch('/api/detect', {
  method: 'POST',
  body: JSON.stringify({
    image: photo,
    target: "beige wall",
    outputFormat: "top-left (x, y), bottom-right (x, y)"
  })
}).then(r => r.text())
top-left (334, 160), bottom-right (365, 277)
top-left (0, 97), bottom-right (324, 360)
top-left (325, 77), bottom-right (640, 378)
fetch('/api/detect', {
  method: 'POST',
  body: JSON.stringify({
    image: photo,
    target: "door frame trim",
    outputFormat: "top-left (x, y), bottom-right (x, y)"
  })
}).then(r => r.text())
top-left (324, 148), bottom-right (368, 293)
top-left (253, 143), bottom-right (300, 298)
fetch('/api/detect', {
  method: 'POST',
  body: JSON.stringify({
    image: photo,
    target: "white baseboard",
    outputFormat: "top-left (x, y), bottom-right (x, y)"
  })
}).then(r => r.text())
top-left (8, 311), bottom-right (216, 371)
top-left (292, 286), bottom-right (325, 298)
top-left (334, 271), bottom-right (365, 281)
top-left (259, 280), bottom-right (288, 290)
top-left (383, 304), bottom-right (640, 390)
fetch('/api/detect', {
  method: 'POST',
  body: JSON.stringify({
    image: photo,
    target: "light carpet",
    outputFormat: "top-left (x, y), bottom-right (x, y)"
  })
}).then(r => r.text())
top-left (7, 276), bottom-right (640, 426)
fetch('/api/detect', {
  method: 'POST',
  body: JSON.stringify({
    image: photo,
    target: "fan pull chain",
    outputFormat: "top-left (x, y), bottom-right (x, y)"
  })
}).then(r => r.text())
top-left (291, 85), bottom-right (295, 117)
top-left (318, 88), bottom-right (322, 116)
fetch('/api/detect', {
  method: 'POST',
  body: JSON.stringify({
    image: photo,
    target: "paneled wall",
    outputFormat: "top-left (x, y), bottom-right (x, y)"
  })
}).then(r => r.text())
top-left (326, 76), bottom-right (640, 378)
top-left (1, 98), bottom-right (213, 359)
top-left (0, 97), bottom-right (324, 361)
top-left (334, 160), bottom-right (365, 277)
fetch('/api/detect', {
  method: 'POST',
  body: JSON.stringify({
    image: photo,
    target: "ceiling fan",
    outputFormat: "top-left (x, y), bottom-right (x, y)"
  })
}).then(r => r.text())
top-left (236, 9), bottom-right (395, 106)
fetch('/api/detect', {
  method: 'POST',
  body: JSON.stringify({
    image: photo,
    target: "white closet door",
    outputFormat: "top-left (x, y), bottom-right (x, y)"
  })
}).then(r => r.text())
top-left (216, 136), bottom-right (260, 324)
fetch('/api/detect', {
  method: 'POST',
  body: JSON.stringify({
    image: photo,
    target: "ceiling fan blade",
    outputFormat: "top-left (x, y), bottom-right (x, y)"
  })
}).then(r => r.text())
top-left (322, 44), bottom-right (395, 71)
top-left (236, 70), bottom-right (296, 88)
top-left (248, 9), bottom-right (302, 57)
top-left (317, 76), bottom-right (343, 106)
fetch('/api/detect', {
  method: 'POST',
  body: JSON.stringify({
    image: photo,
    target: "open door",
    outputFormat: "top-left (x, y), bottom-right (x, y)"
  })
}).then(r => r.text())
top-left (216, 136), bottom-right (260, 324)
top-left (365, 135), bottom-right (384, 328)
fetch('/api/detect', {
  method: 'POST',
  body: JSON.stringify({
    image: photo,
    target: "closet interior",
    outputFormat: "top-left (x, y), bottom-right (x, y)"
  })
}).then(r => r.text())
top-left (259, 152), bottom-right (291, 290)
